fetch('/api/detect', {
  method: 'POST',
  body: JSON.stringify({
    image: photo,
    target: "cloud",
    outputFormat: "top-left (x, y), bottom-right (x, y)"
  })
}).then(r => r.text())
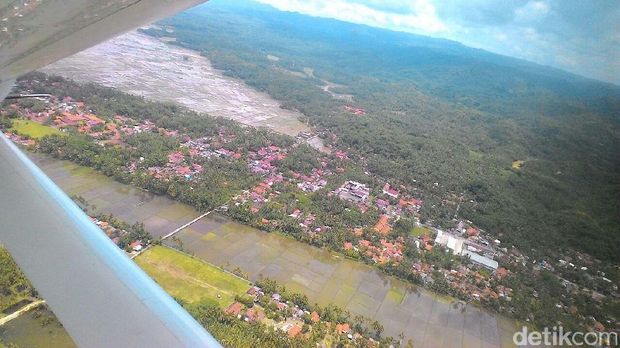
top-left (514, 1), bottom-right (549, 22)
top-left (253, 0), bottom-right (620, 84)
top-left (254, 0), bottom-right (448, 33)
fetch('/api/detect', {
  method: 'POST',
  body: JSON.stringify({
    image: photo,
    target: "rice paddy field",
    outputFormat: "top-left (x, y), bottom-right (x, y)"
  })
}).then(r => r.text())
top-left (168, 214), bottom-right (522, 348)
top-left (22, 153), bottom-right (525, 348)
top-left (29, 153), bottom-right (200, 239)
top-left (135, 246), bottom-right (250, 308)
top-left (9, 119), bottom-right (62, 139)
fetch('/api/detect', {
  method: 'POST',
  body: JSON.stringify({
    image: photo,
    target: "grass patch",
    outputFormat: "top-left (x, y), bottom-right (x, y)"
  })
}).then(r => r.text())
top-left (294, 192), bottom-right (312, 208)
top-left (135, 246), bottom-right (250, 308)
top-left (410, 226), bottom-right (432, 237)
top-left (9, 119), bottom-right (62, 139)
top-left (201, 232), bottom-right (217, 241)
top-left (432, 292), bottom-right (455, 304)
top-left (332, 284), bottom-right (356, 304)
top-left (386, 287), bottom-right (405, 304)
top-left (468, 150), bottom-right (483, 160)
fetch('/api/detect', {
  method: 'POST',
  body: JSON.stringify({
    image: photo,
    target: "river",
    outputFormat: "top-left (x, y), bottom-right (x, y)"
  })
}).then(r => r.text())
top-left (41, 31), bottom-right (310, 138)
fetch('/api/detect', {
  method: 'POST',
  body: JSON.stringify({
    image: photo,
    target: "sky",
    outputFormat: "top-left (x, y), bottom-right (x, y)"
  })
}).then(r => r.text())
top-left (253, 0), bottom-right (620, 85)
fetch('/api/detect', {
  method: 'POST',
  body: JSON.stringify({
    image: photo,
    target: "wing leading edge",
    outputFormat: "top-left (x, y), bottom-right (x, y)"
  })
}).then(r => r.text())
top-left (0, 0), bottom-right (208, 90)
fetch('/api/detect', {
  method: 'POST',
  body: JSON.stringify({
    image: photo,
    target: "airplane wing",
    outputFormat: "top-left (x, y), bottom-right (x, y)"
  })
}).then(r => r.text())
top-left (0, 1), bottom-right (222, 347)
top-left (1, 0), bottom-right (205, 82)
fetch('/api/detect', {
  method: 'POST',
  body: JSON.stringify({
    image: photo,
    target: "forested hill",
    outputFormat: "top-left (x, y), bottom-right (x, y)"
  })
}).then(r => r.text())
top-left (145, 0), bottom-right (620, 263)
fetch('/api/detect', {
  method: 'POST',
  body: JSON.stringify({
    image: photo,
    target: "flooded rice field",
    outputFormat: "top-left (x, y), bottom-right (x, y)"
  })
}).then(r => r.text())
top-left (167, 214), bottom-right (520, 348)
top-left (21, 153), bottom-right (524, 347)
top-left (0, 307), bottom-right (75, 348)
top-left (29, 154), bottom-right (199, 239)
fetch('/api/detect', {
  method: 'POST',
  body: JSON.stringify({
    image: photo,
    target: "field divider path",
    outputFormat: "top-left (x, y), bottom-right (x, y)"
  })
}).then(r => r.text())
top-left (0, 300), bottom-right (46, 326)
top-left (131, 211), bottom-right (212, 260)
top-left (161, 211), bottom-right (212, 241)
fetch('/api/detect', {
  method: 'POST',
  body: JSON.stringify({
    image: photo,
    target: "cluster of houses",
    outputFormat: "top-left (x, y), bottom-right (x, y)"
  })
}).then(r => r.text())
top-left (334, 181), bottom-right (423, 231)
top-left (90, 217), bottom-right (144, 254)
top-left (248, 145), bottom-right (286, 175)
top-left (124, 123), bottom-right (246, 181)
top-left (440, 263), bottom-right (512, 302)
top-left (224, 285), bottom-right (370, 342)
top-left (20, 93), bottom-right (612, 319)
top-left (378, 183), bottom-right (422, 210)
top-left (143, 150), bottom-right (205, 181)
top-left (225, 287), bottom-right (317, 338)
top-left (353, 238), bottom-right (404, 264)
top-left (343, 105), bottom-right (366, 116)
top-left (235, 147), bottom-right (338, 233)
top-left (407, 251), bottom-right (512, 303)
top-left (15, 96), bottom-right (129, 145)
top-left (294, 169), bottom-right (329, 193)
top-left (9, 96), bottom-right (245, 183)
top-left (3, 132), bottom-right (35, 147)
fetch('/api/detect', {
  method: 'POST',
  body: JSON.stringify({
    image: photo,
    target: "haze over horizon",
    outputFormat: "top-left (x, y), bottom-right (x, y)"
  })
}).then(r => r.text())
top-left (252, 0), bottom-right (619, 85)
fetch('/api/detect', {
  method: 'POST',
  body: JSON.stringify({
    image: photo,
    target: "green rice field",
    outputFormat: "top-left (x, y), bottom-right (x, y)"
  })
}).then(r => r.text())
top-left (10, 119), bottom-right (62, 139)
top-left (135, 246), bottom-right (250, 308)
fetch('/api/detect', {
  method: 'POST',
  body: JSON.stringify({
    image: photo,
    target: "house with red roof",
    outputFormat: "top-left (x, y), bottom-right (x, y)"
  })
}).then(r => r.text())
top-left (276, 302), bottom-right (288, 311)
top-left (373, 215), bottom-right (392, 235)
top-left (336, 323), bottom-right (351, 334)
top-left (129, 241), bottom-right (143, 252)
top-left (225, 302), bottom-right (244, 316)
top-left (344, 105), bottom-right (366, 115)
top-left (176, 166), bottom-right (191, 176)
top-left (168, 151), bottom-right (185, 165)
top-left (382, 183), bottom-right (399, 198)
top-left (287, 324), bottom-right (302, 338)
top-left (244, 307), bottom-right (265, 324)
top-left (467, 227), bottom-right (479, 237)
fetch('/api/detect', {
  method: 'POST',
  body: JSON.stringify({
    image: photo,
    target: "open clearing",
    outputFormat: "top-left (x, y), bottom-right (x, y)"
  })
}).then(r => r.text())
top-left (9, 119), bottom-right (61, 139)
top-left (135, 245), bottom-right (250, 308)
top-left (410, 226), bottom-right (432, 237)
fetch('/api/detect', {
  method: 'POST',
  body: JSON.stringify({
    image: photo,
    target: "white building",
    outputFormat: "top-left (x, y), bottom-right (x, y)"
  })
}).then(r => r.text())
top-left (434, 230), bottom-right (464, 255)
top-left (435, 230), bottom-right (498, 270)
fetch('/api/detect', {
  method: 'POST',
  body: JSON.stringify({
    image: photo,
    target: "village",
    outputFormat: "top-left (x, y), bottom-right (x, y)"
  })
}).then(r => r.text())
top-left (221, 283), bottom-right (380, 344)
top-left (2, 92), bottom-right (617, 333)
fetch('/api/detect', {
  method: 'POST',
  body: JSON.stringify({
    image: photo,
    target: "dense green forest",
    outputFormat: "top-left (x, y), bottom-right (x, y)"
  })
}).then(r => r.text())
top-left (144, 0), bottom-right (620, 263)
